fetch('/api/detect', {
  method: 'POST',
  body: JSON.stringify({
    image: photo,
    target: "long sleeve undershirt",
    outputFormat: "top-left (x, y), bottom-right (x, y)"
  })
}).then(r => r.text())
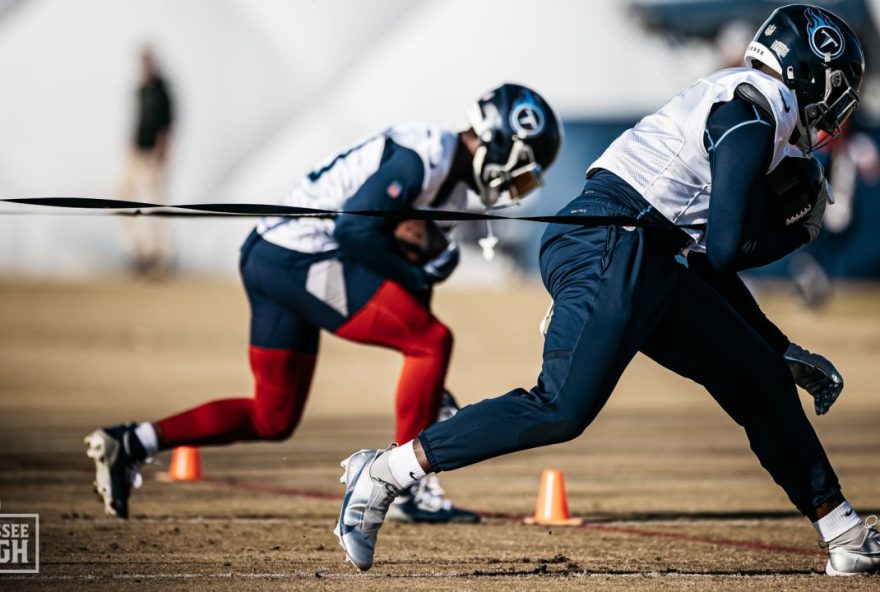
top-left (333, 143), bottom-right (430, 295)
top-left (704, 97), bottom-right (810, 272)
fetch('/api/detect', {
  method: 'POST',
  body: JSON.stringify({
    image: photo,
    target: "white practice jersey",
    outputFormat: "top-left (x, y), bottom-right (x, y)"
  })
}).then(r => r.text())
top-left (257, 123), bottom-right (468, 253)
top-left (588, 68), bottom-right (800, 250)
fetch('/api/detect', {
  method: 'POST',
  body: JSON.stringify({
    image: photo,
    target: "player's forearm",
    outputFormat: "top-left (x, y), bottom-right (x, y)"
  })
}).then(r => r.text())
top-left (727, 223), bottom-right (809, 271)
top-left (704, 98), bottom-right (775, 272)
top-left (334, 217), bottom-right (428, 293)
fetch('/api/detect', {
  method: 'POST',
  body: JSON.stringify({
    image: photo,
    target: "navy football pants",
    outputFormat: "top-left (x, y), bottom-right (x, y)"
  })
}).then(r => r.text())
top-left (419, 216), bottom-right (840, 515)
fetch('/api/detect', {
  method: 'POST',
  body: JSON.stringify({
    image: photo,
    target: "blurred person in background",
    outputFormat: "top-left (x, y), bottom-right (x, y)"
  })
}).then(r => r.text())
top-left (117, 46), bottom-right (174, 279)
top-left (789, 116), bottom-right (880, 307)
top-left (85, 83), bottom-right (562, 524)
top-left (717, 19), bottom-right (755, 69)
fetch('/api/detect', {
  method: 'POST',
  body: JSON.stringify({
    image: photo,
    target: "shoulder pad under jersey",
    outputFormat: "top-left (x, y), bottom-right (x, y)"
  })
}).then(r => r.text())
top-left (734, 83), bottom-right (774, 123)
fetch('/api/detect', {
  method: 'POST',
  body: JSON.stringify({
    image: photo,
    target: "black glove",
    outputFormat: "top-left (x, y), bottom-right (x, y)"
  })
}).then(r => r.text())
top-left (784, 343), bottom-right (844, 415)
top-left (422, 243), bottom-right (460, 284)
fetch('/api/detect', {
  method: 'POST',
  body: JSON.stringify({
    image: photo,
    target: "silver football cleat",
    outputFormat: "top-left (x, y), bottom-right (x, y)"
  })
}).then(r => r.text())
top-left (334, 447), bottom-right (399, 571)
top-left (825, 520), bottom-right (880, 576)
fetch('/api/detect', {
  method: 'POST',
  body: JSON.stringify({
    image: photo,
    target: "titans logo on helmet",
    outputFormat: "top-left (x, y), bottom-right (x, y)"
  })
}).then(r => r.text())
top-left (510, 92), bottom-right (545, 138)
top-left (805, 6), bottom-right (845, 60)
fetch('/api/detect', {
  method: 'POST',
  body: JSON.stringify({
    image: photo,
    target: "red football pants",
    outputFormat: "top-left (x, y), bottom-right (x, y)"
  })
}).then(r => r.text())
top-left (157, 281), bottom-right (452, 448)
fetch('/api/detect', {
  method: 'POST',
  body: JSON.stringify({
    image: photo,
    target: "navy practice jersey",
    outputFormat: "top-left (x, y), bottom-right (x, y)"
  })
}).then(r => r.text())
top-left (257, 124), bottom-right (469, 253)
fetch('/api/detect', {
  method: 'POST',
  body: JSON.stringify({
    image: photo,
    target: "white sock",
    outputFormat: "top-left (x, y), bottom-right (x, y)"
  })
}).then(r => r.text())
top-left (812, 501), bottom-right (861, 542)
top-left (134, 422), bottom-right (159, 458)
top-left (386, 441), bottom-right (426, 489)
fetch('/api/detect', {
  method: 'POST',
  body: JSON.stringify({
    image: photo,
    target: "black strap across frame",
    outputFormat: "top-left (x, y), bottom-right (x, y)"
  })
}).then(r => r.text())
top-left (0, 197), bottom-right (701, 229)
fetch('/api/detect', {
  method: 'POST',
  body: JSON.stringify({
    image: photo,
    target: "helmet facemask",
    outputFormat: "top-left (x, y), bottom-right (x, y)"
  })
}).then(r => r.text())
top-left (799, 67), bottom-right (860, 151)
top-left (471, 137), bottom-right (544, 208)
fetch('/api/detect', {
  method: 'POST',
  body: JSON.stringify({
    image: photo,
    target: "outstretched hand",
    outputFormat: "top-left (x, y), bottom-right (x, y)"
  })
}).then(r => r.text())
top-left (784, 342), bottom-right (844, 415)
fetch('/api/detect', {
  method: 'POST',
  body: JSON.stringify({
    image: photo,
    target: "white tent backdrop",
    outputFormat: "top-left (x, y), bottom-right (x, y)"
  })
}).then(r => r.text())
top-left (0, 0), bottom-right (716, 276)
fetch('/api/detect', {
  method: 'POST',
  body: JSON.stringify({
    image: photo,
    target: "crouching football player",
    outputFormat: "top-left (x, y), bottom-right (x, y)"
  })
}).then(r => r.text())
top-left (336, 5), bottom-right (879, 576)
top-left (85, 84), bottom-right (562, 522)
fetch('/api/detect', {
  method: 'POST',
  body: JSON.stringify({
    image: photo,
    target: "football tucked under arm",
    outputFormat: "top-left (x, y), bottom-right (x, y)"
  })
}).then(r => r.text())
top-left (393, 219), bottom-right (450, 265)
top-left (763, 156), bottom-right (825, 229)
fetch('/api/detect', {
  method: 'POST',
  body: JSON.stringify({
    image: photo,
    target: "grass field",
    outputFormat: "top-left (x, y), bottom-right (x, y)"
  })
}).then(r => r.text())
top-left (0, 279), bottom-right (878, 590)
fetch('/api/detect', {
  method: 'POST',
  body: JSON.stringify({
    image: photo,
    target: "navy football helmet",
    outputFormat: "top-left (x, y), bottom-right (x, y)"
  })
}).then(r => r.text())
top-left (466, 83), bottom-right (562, 207)
top-left (745, 4), bottom-right (865, 152)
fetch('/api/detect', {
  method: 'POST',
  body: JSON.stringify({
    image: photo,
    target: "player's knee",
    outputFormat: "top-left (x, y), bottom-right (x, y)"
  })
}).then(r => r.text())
top-left (408, 319), bottom-right (453, 358)
top-left (541, 421), bottom-right (585, 445)
top-left (430, 321), bottom-right (454, 355)
top-left (768, 359), bottom-right (803, 410)
top-left (519, 393), bottom-right (597, 446)
top-left (255, 417), bottom-right (299, 441)
top-left (252, 402), bottom-right (302, 441)
top-left (546, 408), bottom-right (595, 443)
top-left (250, 380), bottom-right (307, 441)
top-left (520, 412), bottom-right (590, 447)
top-left (761, 353), bottom-right (799, 397)
top-left (247, 347), bottom-right (315, 441)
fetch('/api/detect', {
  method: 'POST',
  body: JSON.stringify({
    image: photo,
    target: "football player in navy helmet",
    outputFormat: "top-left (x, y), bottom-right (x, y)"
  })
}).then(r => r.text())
top-left (85, 83), bottom-right (561, 523)
top-left (468, 85), bottom-right (563, 207)
top-left (745, 4), bottom-right (864, 152)
top-left (336, 5), bottom-right (878, 576)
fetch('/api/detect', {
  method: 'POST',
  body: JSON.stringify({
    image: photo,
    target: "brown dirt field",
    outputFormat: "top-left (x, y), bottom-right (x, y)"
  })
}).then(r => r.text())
top-left (0, 279), bottom-right (878, 591)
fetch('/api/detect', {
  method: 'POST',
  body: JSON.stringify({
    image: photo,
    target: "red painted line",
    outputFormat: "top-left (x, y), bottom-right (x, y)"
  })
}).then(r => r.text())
top-left (191, 476), bottom-right (825, 558)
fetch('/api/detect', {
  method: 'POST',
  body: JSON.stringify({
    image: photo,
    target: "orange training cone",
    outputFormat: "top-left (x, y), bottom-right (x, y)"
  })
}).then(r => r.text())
top-left (524, 469), bottom-right (583, 526)
top-left (167, 446), bottom-right (202, 481)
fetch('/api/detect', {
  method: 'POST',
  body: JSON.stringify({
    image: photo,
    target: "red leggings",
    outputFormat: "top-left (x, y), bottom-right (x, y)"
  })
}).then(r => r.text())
top-left (157, 282), bottom-right (452, 448)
